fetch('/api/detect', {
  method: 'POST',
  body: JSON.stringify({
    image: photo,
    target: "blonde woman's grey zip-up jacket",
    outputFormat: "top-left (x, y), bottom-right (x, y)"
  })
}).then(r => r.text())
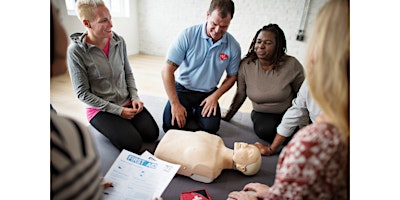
top-left (67, 31), bottom-right (139, 116)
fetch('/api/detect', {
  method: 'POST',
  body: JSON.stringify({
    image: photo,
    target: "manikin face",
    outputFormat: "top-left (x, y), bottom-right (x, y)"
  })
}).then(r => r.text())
top-left (85, 6), bottom-right (113, 40)
top-left (255, 30), bottom-right (276, 61)
top-left (233, 142), bottom-right (259, 172)
top-left (206, 9), bottom-right (231, 43)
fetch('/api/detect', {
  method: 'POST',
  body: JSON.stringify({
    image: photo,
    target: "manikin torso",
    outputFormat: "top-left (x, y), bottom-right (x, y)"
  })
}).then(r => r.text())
top-left (154, 130), bottom-right (233, 183)
top-left (154, 130), bottom-right (261, 183)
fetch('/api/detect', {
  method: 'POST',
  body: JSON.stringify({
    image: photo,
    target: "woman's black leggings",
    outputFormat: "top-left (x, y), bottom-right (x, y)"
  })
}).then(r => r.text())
top-left (251, 110), bottom-right (285, 144)
top-left (90, 107), bottom-right (159, 153)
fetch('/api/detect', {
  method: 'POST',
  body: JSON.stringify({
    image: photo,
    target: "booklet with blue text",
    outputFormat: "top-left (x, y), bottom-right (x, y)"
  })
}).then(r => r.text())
top-left (102, 149), bottom-right (180, 200)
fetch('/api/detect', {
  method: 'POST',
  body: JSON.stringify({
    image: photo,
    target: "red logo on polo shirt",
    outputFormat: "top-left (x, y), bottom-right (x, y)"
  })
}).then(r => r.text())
top-left (219, 53), bottom-right (228, 61)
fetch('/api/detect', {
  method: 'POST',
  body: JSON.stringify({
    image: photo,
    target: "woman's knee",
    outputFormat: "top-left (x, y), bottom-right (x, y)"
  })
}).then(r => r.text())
top-left (253, 123), bottom-right (275, 142)
top-left (117, 133), bottom-right (143, 153)
top-left (141, 126), bottom-right (159, 142)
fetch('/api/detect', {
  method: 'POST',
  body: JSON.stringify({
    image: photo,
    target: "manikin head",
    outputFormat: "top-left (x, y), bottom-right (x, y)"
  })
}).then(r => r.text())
top-left (232, 142), bottom-right (262, 175)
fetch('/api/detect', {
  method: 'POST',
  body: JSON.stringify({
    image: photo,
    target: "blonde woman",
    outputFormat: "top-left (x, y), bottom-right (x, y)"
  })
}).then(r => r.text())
top-left (227, 0), bottom-right (349, 199)
top-left (67, 0), bottom-right (159, 154)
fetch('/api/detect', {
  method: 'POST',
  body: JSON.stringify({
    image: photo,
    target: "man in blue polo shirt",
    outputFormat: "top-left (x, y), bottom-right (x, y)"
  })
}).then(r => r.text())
top-left (161, 0), bottom-right (241, 134)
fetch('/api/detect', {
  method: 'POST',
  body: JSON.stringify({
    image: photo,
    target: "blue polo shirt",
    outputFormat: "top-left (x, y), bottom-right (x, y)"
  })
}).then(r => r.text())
top-left (166, 22), bottom-right (241, 92)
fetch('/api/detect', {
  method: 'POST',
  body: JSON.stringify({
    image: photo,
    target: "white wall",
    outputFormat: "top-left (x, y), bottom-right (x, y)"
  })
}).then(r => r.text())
top-left (138, 0), bottom-right (329, 66)
top-left (53, 0), bottom-right (329, 66)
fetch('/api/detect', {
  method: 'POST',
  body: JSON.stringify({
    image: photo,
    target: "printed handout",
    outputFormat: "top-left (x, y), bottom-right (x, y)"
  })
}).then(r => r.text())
top-left (102, 149), bottom-right (180, 200)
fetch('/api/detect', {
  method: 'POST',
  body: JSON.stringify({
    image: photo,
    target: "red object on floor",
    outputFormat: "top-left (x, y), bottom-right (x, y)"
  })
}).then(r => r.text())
top-left (180, 189), bottom-right (212, 200)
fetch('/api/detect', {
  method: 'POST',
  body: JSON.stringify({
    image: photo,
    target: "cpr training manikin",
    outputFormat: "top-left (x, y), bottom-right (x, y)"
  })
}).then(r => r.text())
top-left (154, 129), bottom-right (262, 183)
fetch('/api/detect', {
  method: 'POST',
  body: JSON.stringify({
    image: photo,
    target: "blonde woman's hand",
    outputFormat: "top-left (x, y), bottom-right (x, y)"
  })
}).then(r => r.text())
top-left (131, 99), bottom-right (144, 114)
top-left (121, 107), bottom-right (137, 119)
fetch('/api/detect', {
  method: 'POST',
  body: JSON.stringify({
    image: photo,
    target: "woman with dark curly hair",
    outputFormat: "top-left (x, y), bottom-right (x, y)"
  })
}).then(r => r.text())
top-left (222, 24), bottom-right (305, 149)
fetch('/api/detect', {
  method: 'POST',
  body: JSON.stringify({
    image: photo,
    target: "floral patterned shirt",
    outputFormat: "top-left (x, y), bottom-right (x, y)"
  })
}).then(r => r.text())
top-left (265, 122), bottom-right (348, 200)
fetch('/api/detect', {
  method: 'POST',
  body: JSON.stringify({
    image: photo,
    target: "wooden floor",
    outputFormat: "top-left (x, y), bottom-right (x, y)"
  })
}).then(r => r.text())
top-left (50, 54), bottom-right (253, 125)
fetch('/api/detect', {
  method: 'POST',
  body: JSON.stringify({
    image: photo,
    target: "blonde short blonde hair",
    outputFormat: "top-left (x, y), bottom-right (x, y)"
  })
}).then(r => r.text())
top-left (76, 0), bottom-right (105, 21)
